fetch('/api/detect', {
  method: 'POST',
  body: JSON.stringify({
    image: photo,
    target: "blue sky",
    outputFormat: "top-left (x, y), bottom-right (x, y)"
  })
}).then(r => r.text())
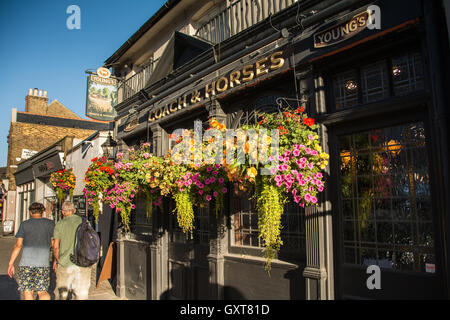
top-left (0, 0), bottom-right (167, 166)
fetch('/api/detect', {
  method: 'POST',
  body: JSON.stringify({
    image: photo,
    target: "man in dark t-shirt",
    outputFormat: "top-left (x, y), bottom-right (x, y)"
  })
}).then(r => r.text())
top-left (8, 202), bottom-right (54, 300)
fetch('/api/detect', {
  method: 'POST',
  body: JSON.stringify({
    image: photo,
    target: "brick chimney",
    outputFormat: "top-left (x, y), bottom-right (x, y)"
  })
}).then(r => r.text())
top-left (25, 87), bottom-right (49, 115)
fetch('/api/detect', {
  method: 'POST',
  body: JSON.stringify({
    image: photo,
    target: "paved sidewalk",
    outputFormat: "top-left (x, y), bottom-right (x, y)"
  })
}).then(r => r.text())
top-left (88, 263), bottom-right (123, 300)
top-left (0, 235), bottom-right (123, 300)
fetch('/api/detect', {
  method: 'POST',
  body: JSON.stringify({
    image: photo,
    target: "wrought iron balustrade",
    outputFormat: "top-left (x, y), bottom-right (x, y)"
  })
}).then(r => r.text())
top-left (195, 0), bottom-right (299, 44)
top-left (119, 60), bottom-right (155, 101)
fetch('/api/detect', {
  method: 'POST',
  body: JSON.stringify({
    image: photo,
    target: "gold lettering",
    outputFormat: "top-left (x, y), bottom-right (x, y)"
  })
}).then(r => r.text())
top-left (205, 81), bottom-right (216, 98)
top-left (154, 108), bottom-right (162, 119)
top-left (149, 111), bottom-right (155, 122)
top-left (341, 24), bottom-right (349, 36)
top-left (191, 90), bottom-right (201, 104)
top-left (178, 95), bottom-right (187, 110)
top-left (216, 77), bottom-right (228, 93)
top-left (349, 20), bottom-right (358, 32)
top-left (358, 15), bottom-right (366, 27)
top-left (242, 65), bottom-right (254, 82)
top-left (162, 105), bottom-right (170, 117)
top-left (229, 70), bottom-right (241, 88)
top-left (255, 57), bottom-right (268, 77)
top-left (169, 101), bottom-right (178, 113)
top-left (270, 51), bottom-right (284, 70)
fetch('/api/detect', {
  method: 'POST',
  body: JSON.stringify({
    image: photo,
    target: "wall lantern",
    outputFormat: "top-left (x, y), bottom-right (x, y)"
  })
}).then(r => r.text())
top-left (101, 132), bottom-right (117, 160)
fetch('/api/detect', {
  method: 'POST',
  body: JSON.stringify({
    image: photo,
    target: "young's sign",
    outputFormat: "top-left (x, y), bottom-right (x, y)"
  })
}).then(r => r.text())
top-left (314, 11), bottom-right (369, 48)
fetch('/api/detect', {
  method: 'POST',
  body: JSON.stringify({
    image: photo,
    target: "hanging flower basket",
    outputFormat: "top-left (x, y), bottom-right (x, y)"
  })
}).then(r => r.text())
top-left (83, 156), bottom-right (115, 221)
top-left (50, 168), bottom-right (76, 203)
top-left (82, 107), bottom-right (329, 272)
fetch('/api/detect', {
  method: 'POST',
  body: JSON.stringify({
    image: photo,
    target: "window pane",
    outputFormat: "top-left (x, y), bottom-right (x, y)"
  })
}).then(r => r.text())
top-left (392, 52), bottom-right (424, 95)
top-left (361, 61), bottom-right (389, 103)
top-left (334, 70), bottom-right (359, 109)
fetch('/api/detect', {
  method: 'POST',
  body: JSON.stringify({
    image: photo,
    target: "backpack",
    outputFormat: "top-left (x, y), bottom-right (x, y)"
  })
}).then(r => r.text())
top-left (70, 217), bottom-right (100, 267)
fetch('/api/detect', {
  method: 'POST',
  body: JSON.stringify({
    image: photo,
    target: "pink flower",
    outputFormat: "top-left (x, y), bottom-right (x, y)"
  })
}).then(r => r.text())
top-left (281, 164), bottom-right (289, 171)
top-left (294, 195), bottom-right (301, 203)
top-left (318, 186), bottom-right (324, 192)
top-left (198, 190), bottom-right (204, 195)
top-left (218, 178), bottom-right (224, 184)
top-left (308, 134), bottom-right (315, 140)
top-left (304, 193), bottom-right (312, 202)
top-left (213, 191), bottom-right (218, 198)
top-left (274, 175), bottom-right (283, 183)
top-left (308, 163), bottom-right (314, 169)
top-left (222, 188), bottom-right (228, 194)
top-left (293, 149), bottom-right (300, 157)
top-left (206, 195), bottom-right (212, 201)
top-left (311, 196), bottom-right (318, 204)
top-left (131, 204), bottom-right (136, 209)
top-left (207, 167), bottom-right (213, 172)
top-left (215, 164), bottom-right (221, 169)
top-left (212, 171), bottom-right (218, 175)
top-left (130, 194), bottom-right (135, 198)
top-left (300, 202), bottom-right (305, 208)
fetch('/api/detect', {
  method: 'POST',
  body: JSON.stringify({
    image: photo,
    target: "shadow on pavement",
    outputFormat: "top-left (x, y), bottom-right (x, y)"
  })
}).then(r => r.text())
top-left (0, 275), bottom-right (20, 300)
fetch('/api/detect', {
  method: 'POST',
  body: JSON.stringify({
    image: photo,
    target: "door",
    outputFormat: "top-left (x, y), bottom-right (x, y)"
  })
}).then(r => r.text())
top-left (332, 121), bottom-right (446, 299)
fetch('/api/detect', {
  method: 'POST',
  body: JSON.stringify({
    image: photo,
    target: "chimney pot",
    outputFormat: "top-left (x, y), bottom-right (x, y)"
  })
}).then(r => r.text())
top-left (28, 88), bottom-right (33, 96)
top-left (38, 89), bottom-right (43, 97)
top-left (43, 91), bottom-right (47, 97)
top-left (33, 88), bottom-right (38, 96)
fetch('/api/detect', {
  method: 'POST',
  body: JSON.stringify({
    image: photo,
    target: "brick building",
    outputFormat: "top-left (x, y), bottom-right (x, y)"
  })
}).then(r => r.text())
top-left (3, 88), bottom-right (111, 233)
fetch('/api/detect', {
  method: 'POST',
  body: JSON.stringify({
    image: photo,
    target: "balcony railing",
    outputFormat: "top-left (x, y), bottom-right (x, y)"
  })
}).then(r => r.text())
top-left (119, 60), bottom-right (155, 101)
top-left (195, 0), bottom-right (299, 44)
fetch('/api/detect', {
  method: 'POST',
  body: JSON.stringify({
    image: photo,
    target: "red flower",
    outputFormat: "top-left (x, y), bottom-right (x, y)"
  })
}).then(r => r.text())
top-left (91, 157), bottom-right (98, 162)
top-left (277, 125), bottom-right (288, 135)
top-left (303, 117), bottom-right (315, 127)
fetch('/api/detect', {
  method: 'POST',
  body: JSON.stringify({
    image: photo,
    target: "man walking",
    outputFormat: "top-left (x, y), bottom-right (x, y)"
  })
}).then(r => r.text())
top-left (7, 202), bottom-right (54, 300)
top-left (53, 201), bottom-right (91, 300)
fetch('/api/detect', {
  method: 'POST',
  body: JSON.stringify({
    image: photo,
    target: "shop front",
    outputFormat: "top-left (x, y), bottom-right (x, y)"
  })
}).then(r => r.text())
top-left (112, 0), bottom-right (449, 300)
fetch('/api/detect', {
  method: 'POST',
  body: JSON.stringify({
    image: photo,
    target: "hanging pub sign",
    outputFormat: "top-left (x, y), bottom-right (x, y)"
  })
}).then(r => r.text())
top-left (86, 73), bottom-right (118, 121)
top-left (313, 10), bottom-right (369, 48)
top-left (148, 50), bottom-right (286, 123)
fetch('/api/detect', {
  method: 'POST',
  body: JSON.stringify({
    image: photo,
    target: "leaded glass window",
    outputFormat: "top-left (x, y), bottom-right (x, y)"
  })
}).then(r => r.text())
top-left (392, 52), bottom-right (424, 96)
top-left (333, 51), bottom-right (425, 110)
top-left (339, 122), bottom-right (436, 273)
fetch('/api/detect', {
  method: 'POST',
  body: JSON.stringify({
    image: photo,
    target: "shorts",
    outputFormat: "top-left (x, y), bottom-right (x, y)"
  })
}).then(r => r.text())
top-left (55, 265), bottom-right (91, 300)
top-left (17, 266), bottom-right (50, 292)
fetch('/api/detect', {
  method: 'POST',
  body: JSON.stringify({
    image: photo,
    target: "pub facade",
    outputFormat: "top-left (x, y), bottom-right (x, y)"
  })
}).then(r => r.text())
top-left (106, 0), bottom-right (450, 299)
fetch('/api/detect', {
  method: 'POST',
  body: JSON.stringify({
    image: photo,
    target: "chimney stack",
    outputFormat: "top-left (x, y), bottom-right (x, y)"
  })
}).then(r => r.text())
top-left (25, 88), bottom-right (49, 115)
